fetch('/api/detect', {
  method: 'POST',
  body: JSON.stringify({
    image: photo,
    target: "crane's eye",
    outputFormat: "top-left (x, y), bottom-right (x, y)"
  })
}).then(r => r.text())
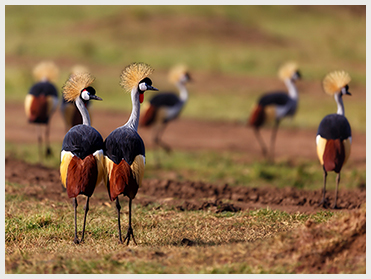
top-left (81, 90), bottom-right (90, 100)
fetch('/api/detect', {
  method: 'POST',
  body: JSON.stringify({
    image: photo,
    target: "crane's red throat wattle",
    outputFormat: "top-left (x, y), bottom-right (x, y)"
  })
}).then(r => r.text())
top-left (139, 93), bottom-right (144, 103)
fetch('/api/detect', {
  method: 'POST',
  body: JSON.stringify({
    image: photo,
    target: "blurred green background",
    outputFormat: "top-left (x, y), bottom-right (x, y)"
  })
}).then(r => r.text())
top-left (5, 5), bottom-right (366, 129)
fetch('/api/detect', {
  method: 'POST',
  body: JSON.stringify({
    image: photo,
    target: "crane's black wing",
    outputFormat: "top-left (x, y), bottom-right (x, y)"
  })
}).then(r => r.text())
top-left (258, 92), bottom-right (290, 106)
top-left (149, 92), bottom-right (180, 107)
top-left (62, 125), bottom-right (104, 159)
top-left (29, 81), bottom-right (58, 98)
top-left (104, 127), bottom-right (145, 166)
top-left (317, 114), bottom-right (351, 140)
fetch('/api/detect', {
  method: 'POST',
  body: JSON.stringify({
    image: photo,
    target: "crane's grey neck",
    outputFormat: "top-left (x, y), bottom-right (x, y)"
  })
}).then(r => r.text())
top-left (334, 93), bottom-right (345, 115)
top-left (124, 87), bottom-right (140, 131)
top-left (75, 97), bottom-right (91, 126)
top-left (177, 82), bottom-right (188, 102)
top-left (284, 78), bottom-right (299, 100)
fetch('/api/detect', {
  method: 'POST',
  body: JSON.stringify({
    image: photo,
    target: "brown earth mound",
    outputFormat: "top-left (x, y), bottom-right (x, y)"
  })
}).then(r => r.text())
top-left (5, 156), bottom-right (365, 215)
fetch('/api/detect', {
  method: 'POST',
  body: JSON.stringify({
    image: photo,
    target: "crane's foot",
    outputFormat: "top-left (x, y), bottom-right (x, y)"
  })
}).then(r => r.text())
top-left (73, 237), bottom-right (80, 244)
top-left (123, 226), bottom-right (137, 246)
top-left (332, 203), bottom-right (341, 210)
top-left (317, 198), bottom-right (330, 209)
top-left (46, 147), bottom-right (52, 157)
top-left (163, 145), bottom-right (172, 154)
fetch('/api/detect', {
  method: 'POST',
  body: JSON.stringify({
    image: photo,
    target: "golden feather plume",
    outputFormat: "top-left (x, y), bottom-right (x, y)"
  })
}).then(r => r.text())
top-left (322, 70), bottom-right (351, 95)
top-left (278, 61), bottom-right (298, 80)
top-left (32, 61), bottom-right (59, 82)
top-left (120, 62), bottom-right (154, 93)
top-left (168, 64), bottom-right (188, 84)
top-left (62, 72), bottom-right (95, 102)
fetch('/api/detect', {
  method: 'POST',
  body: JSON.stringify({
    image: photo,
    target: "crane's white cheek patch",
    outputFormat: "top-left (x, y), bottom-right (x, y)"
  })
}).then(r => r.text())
top-left (139, 83), bottom-right (147, 91)
top-left (81, 90), bottom-right (90, 100)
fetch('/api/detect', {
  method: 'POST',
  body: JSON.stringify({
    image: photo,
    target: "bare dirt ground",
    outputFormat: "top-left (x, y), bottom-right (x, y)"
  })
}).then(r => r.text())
top-left (5, 101), bottom-right (366, 215)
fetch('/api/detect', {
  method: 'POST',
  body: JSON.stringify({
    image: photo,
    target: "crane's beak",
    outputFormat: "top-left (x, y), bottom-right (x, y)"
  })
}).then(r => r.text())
top-left (346, 91), bottom-right (352, 96)
top-left (90, 95), bottom-right (103, 101)
top-left (147, 85), bottom-right (158, 91)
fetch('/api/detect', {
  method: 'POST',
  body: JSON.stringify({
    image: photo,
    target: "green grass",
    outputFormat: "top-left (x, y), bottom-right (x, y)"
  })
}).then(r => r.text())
top-left (6, 180), bottom-right (345, 274)
top-left (5, 141), bottom-right (365, 192)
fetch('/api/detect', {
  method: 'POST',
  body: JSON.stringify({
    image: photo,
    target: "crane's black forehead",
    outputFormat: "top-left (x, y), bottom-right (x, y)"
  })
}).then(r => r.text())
top-left (139, 77), bottom-right (152, 86)
top-left (82, 86), bottom-right (96, 95)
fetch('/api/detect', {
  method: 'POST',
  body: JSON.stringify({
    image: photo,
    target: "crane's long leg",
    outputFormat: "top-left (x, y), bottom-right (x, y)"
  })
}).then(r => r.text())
top-left (333, 173), bottom-right (341, 209)
top-left (123, 198), bottom-right (137, 246)
top-left (116, 197), bottom-right (123, 244)
top-left (37, 125), bottom-right (43, 162)
top-left (73, 197), bottom-right (80, 244)
top-left (269, 120), bottom-right (280, 162)
top-left (80, 196), bottom-right (90, 243)
top-left (154, 123), bottom-right (171, 153)
top-left (45, 123), bottom-right (52, 157)
top-left (253, 128), bottom-right (268, 157)
top-left (318, 168), bottom-right (328, 208)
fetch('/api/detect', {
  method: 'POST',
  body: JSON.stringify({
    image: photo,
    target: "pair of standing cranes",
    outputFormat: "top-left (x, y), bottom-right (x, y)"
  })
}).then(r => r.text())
top-left (24, 61), bottom-right (353, 244)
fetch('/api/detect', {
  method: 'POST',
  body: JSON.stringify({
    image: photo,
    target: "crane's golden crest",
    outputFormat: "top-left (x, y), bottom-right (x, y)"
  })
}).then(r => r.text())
top-left (33, 61), bottom-right (60, 82)
top-left (120, 62), bottom-right (154, 92)
top-left (168, 64), bottom-right (188, 84)
top-left (323, 71), bottom-right (351, 95)
top-left (63, 72), bottom-right (95, 102)
top-left (278, 61), bottom-right (298, 80)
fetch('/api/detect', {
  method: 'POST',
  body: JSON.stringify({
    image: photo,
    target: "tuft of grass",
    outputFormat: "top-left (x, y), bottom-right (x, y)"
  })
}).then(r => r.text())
top-left (144, 149), bottom-right (364, 191)
top-left (5, 180), bottom-right (364, 274)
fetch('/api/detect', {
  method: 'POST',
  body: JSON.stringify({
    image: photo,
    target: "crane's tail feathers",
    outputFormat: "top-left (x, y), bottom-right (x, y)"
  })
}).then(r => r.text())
top-left (104, 157), bottom-right (139, 201)
top-left (60, 153), bottom-right (98, 198)
top-left (248, 104), bottom-right (265, 127)
top-left (93, 149), bottom-right (105, 187)
top-left (139, 103), bottom-right (157, 126)
top-left (316, 135), bottom-right (327, 166)
top-left (60, 151), bottom-right (74, 189)
top-left (322, 139), bottom-right (346, 173)
top-left (131, 155), bottom-right (145, 188)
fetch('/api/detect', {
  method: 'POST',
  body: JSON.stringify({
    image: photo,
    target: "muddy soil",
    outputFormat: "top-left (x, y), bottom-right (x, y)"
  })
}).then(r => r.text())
top-left (5, 156), bottom-right (365, 215)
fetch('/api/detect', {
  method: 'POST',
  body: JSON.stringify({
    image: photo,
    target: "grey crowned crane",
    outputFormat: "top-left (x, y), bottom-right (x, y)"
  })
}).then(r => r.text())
top-left (60, 65), bottom-right (93, 132)
top-left (60, 72), bottom-right (104, 244)
top-left (139, 65), bottom-right (191, 153)
top-left (103, 63), bottom-right (158, 245)
top-left (316, 71), bottom-right (352, 209)
top-left (248, 62), bottom-right (301, 161)
top-left (24, 61), bottom-right (59, 159)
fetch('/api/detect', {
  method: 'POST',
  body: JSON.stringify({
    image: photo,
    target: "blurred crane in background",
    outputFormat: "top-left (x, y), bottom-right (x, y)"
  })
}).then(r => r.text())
top-left (316, 70), bottom-right (352, 209)
top-left (139, 65), bottom-right (191, 155)
top-left (60, 72), bottom-right (104, 244)
top-left (60, 65), bottom-right (93, 132)
top-left (248, 61), bottom-right (301, 162)
top-left (103, 63), bottom-right (158, 245)
top-left (24, 61), bottom-right (59, 160)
